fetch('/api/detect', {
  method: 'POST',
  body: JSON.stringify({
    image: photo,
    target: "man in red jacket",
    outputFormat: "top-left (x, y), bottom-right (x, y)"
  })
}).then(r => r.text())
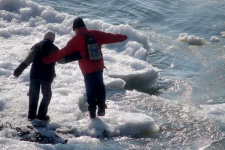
top-left (43, 17), bottom-right (127, 118)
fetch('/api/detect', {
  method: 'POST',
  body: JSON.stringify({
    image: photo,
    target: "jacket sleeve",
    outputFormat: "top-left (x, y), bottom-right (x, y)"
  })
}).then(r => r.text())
top-left (13, 62), bottom-right (28, 77)
top-left (97, 31), bottom-right (128, 45)
top-left (14, 45), bottom-right (38, 77)
top-left (23, 48), bottom-right (36, 66)
top-left (43, 37), bottom-right (78, 64)
top-left (57, 52), bottom-right (82, 64)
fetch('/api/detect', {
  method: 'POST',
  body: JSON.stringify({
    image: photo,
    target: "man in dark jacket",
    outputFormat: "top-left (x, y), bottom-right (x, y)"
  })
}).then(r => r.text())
top-left (14, 31), bottom-right (81, 121)
top-left (14, 31), bottom-right (58, 121)
top-left (43, 18), bottom-right (128, 119)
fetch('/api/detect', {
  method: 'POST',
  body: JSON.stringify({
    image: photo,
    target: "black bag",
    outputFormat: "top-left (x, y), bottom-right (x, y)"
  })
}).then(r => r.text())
top-left (85, 33), bottom-right (102, 61)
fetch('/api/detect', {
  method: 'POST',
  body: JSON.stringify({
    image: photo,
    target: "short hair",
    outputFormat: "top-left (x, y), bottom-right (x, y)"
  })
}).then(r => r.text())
top-left (72, 17), bottom-right (86, 31)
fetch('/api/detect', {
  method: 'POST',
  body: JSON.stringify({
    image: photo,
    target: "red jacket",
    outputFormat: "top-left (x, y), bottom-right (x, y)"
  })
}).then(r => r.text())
top-left (43, 28), bottom-right (127, 74)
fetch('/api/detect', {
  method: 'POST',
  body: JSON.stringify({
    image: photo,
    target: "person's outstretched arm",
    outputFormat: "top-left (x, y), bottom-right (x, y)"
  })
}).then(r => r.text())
top-left (43, 37), bottom-right (79, 64)
top-left (13, 48), bottom-right (36, 77)
top-left (57, 52), bottom-right (82, 64)
top-left (95, 30), bottom-right (128, 45)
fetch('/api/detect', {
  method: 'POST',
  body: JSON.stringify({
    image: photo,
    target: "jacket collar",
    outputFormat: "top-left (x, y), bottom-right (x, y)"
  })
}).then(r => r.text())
top-left (76, 27), bottom-right (88, 34)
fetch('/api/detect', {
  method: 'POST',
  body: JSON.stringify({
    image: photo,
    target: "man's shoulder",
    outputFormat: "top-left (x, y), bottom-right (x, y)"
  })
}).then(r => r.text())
top-left (31, 41), bottom-right (42, 50)
top-left (88, 29), bottom-right (105, 39)
top-left (89, 29), bottom-right (102, 34)
top-left (52, 44), bottom-right (59, 51)
top-left (32, 40), bottom-right (50, 47)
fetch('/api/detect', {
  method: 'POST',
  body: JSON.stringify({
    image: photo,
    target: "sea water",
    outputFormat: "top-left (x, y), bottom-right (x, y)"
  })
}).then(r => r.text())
top-left (0, 0), bottom-right (225, 149)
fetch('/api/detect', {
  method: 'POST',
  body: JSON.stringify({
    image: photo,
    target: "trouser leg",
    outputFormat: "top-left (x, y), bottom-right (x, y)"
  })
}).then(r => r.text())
top-left (95, 71), bottom-right (106, 108)
top-left (84, 72), bottom-right (97, 118)
top-left (28, 79), bottom-right (40, 119)
top-left (37, 81), bottom-right (52, 118)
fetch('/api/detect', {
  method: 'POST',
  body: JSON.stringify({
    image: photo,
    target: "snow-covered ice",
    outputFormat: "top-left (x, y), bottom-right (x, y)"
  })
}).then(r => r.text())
top-left (0, 0), bottom-right (159, 149)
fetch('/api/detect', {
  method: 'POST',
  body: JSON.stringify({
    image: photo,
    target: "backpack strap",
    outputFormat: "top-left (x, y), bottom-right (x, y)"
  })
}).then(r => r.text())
top-left (85, 33), bottom-right (91, 59)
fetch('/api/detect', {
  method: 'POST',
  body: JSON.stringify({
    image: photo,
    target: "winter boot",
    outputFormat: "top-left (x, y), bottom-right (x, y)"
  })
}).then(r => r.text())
top-left (88, 106), bottom-right (96, 119)
top-left (37, 115), bottom-right (50, 121)
top-left (28, 115), bottom-right (36, 121)
top-left (98, 105), bottom-right (107, 116)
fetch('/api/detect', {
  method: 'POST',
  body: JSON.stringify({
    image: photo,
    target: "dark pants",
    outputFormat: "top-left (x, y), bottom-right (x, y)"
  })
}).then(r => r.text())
top-left (84, 70), bottom-right (106, 112)
top-left (28, 79), bottom-right (52, 119)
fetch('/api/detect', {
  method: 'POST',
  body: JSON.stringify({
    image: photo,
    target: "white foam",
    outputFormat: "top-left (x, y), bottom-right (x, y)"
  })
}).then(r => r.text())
top-left (178, 33), bottom-right (210, 45)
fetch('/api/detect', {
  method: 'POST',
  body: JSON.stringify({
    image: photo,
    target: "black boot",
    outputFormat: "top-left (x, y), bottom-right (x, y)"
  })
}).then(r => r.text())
top-left (88, 106), bottom-right (96, 119)
top-left (37, 115), bottom-right (50, 121)
top-left (98, 105), bottom-right (107, 116)
top-left (28, 115), bottom-right (36, 121)
top-left (28, 107), bottom-right (38, 121)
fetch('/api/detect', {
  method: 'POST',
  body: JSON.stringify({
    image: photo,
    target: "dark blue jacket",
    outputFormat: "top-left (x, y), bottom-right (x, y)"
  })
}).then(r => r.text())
top-left (30, 40), bottom-right (59, 81)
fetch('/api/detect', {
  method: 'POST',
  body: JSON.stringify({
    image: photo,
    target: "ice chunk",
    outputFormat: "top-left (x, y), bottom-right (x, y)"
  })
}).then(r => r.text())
top-left (178, 33), bottom-right (210, 45)
top-left (78, 94), bottom-right (88, 113)
top-left (109, 68), bottom-right (158, 91)
top-left (88, 118), bottom-right (110, 132)
top-left (210, 36), bottom-right (220, 42)
top-left (221, 31), bottom-right (225, 38)
top-left (105, 78), bottom-right (126, 90)
top-left (113, 112), bottom-right (159, 137)
top-left (122, 41), bottom-right (147, 60)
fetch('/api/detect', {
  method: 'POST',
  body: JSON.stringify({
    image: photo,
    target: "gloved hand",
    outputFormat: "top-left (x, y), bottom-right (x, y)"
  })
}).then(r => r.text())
top-left (13, 62), bottom-right (28, 77)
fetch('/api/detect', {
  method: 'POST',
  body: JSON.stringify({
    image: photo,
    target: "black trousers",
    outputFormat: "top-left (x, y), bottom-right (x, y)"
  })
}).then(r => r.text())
top-left (28, 79), bottom-right (52, 119)
top-left (84, 70), bottom-right (106, 111)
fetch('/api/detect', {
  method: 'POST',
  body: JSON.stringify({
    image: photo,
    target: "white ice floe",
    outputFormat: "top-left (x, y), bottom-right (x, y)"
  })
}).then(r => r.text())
top-left (210, 36), bottom-right (221, 42)
top-left (178, 33), bottom-right (210, 45)
top-left (221, 31), bottom-right (225, 38)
